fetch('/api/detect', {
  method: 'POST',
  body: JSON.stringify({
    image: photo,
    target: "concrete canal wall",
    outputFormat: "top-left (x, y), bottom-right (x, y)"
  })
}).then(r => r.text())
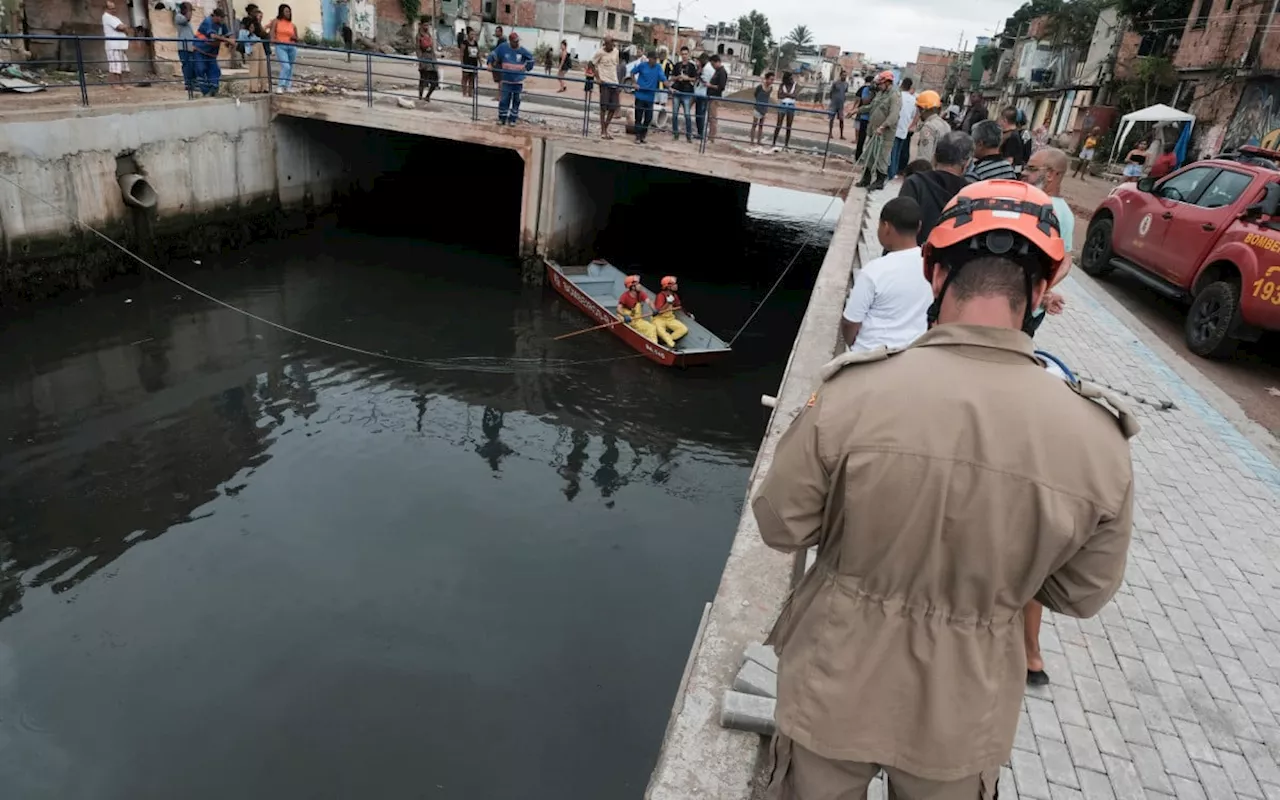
top-left (0, 98), bottom-right (364, 298)
top-left (645, 187), bottom-right (867, 800)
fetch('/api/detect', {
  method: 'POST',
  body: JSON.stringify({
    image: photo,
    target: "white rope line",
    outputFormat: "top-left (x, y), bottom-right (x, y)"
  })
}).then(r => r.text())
top-left (727, 172), bottom-right (858, 346)
top-left (0, 172), bottom-right (644, 371)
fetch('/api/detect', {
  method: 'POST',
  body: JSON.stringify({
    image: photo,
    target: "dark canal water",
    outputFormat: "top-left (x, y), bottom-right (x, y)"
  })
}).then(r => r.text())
top-left (0, 187), bottom-right (839, 799)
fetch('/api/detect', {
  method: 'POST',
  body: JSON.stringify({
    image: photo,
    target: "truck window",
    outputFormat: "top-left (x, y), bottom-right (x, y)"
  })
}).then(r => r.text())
top-left (1156, 167), bottom-right (1215, 203)
top-left (1195, 170), bottom-right (1254, 209)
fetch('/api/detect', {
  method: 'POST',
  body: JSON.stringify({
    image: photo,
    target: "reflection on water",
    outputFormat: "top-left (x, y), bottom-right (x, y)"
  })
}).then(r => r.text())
top-left (0, 193), bottom-right (833, 799)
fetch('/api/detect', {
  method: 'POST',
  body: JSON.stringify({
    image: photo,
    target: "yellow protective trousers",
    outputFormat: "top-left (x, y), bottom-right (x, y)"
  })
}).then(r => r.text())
top-left (653, 310), bottom-right (688, 348)
top-left (619, 307), bottom-right (658, 343)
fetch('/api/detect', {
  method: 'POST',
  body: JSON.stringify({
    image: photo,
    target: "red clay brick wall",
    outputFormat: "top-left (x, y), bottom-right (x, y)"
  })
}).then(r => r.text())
top-left (1174, 0), bottom-right (1269, 70)
top-left (1112, 31), bottom-right (1143, 81)
top-left (375, 0), bottom-right (408, 27)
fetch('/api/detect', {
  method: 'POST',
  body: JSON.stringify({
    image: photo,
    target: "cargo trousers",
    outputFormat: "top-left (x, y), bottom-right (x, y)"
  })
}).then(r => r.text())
top-left (767, 736), bottom-right (1000, 800)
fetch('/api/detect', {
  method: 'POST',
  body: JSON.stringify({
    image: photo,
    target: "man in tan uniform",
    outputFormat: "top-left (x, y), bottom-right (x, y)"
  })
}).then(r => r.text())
top-left (753, 179), bottom-right (1137, 799)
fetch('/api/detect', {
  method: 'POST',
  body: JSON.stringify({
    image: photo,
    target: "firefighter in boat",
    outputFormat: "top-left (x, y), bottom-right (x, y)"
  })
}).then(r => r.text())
top-left (617, 274), bottom-right (658, 343)
top-left (653, 276), bottom-right (689, 348)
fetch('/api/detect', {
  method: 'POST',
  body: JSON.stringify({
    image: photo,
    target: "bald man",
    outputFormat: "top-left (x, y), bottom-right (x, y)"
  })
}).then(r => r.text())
top-left (1024, 147), bottom-right (1074, 256)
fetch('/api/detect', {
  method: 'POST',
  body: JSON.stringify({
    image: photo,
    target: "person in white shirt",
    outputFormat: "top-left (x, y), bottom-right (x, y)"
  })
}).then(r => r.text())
top-left (841, 196), bottom-right (933, 352)
top-left (101, 0), bottom-right (131, 89)
top-left (889, 76), bottom-right (917, 179)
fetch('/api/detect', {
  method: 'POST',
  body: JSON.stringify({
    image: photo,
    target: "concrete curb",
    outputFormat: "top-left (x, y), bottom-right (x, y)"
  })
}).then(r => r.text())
top-left (644, 185), bottom-right (866, 800)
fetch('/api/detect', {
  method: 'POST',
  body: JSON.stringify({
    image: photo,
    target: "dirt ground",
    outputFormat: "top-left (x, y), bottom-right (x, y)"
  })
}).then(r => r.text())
top-left (1059, 174), bottom-right (1280, 438)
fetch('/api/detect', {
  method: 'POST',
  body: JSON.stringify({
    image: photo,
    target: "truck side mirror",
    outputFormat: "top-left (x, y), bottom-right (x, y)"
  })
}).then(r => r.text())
top-left (1244, 183), bottom-right (1280, 219)
top-left (1136, 177), bottom-right (1156, 193)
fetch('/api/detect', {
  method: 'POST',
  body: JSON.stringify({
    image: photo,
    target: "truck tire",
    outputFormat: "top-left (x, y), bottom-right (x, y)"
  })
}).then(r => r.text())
top-left (1185, 280), bottom-right (1241, 359)
top-left (1081, 218), bottom-right (1116, 277)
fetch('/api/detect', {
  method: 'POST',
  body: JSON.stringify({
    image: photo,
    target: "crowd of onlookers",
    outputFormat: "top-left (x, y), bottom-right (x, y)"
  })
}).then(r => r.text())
top-left (99, 0), bottom-right (300, 97)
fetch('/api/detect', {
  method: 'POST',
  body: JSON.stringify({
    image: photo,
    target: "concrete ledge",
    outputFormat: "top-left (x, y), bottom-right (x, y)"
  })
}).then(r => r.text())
top-left (272, 94), bottom-right (850, 197)
top-left (644, 186), bottom-right (866, 800)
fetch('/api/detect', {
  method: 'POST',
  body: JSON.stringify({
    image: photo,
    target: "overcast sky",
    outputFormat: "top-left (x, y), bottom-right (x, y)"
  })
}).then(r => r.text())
top-left (640, 0), bottom-right (1026, 65)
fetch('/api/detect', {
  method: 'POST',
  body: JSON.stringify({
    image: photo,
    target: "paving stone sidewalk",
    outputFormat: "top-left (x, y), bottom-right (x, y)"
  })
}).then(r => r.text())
top-left (858, 184), bottom-right (1280, 799)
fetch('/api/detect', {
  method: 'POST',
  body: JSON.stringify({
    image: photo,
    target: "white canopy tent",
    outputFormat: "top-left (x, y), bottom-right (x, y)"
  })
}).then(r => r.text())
top-left (1110, 103), bottom-right (1196, 162)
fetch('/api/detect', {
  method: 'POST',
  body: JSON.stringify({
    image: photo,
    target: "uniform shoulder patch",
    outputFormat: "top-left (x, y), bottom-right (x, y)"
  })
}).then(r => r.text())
top-left (819, 346), bottom-right (902, 383)
top-left (1072, 379), bottom-right (1141, 440)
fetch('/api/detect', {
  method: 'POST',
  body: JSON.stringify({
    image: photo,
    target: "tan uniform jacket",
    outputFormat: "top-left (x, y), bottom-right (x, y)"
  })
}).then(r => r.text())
top-left (753, 324), bottom-right (1137, 781)
top-left (867, 87), bottom-right (902, 137)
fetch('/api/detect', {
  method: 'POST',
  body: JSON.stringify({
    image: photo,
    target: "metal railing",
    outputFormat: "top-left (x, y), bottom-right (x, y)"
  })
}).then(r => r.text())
top-left (2, 33), bottom-right (853, 171)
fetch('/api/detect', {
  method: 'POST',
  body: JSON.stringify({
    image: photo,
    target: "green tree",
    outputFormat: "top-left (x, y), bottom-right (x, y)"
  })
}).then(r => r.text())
top-left (737, 10), bottom-right (773, 75)
top-left (1045, 0), bottom-right (1104, 52)
top-left (1009, 0), bottom-right (1064, 34)
top-left (784, 24), bottom-right (814, 48)
top-left (1113, 55), bottom-right (1177, 113)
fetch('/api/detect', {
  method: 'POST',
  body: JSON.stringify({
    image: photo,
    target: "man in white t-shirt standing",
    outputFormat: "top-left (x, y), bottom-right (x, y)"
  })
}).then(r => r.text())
top-left (841, 196), bottom-right (933, 352)
top-left (888, 76), bottom-right (917, 179)
top-left (102, 0), bottom-right (131, 89)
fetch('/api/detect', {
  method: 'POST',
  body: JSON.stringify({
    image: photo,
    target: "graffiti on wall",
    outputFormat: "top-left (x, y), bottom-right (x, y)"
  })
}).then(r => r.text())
top-left (1224, 79), bottom-right (1280, 152)
top-left (350, 0), bottom-right (376, 39)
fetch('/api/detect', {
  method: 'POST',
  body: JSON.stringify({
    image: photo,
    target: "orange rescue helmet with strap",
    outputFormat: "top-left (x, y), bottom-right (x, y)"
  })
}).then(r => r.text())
top-left (624, 274), bottom-right (641, 289)
top-left (875, 70), bottom-right (895, 85)
top-left (660, 276), bottom-right (678, 289)
top-left (921, 179), bottom-right (1068, 329)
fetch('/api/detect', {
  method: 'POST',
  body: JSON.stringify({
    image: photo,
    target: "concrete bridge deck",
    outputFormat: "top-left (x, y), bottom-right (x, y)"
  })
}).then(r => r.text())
top-left (271, 94), bottom-right (852, 261)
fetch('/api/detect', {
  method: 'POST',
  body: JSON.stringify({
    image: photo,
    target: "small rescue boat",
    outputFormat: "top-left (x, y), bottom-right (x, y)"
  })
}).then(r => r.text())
top-left (546, 259), bottom-right (732, 367)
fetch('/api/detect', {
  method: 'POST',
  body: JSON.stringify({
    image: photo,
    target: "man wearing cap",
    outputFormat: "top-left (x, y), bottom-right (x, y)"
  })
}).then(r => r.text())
top-left (195, 8), bottom-right (235, 97)
top-left (754, 179), bottom-right (1135, 799)
top-left (855, 71), bottom-right (901, 191)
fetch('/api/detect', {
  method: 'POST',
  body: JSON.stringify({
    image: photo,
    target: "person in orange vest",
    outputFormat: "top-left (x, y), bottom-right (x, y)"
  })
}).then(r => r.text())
top-left (653, 276), bottom-right (689, 348)
top-left (617, 275), bottom-right (657, 343)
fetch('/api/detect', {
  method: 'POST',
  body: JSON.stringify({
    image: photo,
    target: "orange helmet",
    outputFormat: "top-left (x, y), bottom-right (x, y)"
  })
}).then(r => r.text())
top-left (624, 274), bottom-right (641, 289)
top-left (660, 276), bottom-right (678, 289)
top-left (915, 90), bottom-right (942, 109)
top-left (922, 180), bottom-right (1068, 327)
top-left (875, 70), bottom-right (895, 84)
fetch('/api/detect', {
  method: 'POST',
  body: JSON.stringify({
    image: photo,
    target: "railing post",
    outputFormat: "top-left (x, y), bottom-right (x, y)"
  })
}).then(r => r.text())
top-left (822, 115), bottom-right (832, 171)
top-left (472, 67), bottom-right (480, 121)
top-left (73, 36), bottom-right (89, 106)
top-left (365, 52), bottom-right (373, 107)
top-left (581, 88), bottom-right (590, 137)
top-left (265, 39), bottom-right (274, 94)
top-left (699, 98), bottom-right (709, 154)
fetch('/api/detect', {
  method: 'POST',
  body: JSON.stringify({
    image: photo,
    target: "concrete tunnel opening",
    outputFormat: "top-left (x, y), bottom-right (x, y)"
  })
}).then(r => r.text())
top-left (276, 118), bottom-right (526, 257)
top-left (547, 153), bottom-right (751, 272)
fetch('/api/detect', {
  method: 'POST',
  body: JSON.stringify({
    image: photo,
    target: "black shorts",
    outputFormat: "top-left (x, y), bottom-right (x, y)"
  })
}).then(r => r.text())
top-left (599, 84), bottom-right (620, 111)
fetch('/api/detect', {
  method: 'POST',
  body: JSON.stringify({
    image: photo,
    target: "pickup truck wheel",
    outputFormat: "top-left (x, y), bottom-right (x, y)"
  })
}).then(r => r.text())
top-left (1081, 218), bottom-right (1116, 277)
top-left (1185, 281), bottom-right (1241, 359)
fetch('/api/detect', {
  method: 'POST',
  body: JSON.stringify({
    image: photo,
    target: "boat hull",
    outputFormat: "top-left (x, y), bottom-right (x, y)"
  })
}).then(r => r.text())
top-left (545, 262), bottom-right (728, 367)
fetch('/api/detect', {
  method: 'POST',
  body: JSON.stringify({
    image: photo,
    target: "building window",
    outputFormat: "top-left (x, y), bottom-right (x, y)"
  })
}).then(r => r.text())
top-left (1192, 0), bottom-right (1212, 28)
top-left (584, 9), bottom-right (598, 28)
top-left (504, 3), bottom-right (511, 12)
top-left (607, 12), bottom-right (617, 29)
top-left (621, 16), bottom-right (630, 33)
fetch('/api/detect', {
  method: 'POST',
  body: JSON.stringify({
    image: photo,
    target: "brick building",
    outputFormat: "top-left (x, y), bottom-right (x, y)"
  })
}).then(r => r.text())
top-left (913, 45), bottom-right (959, 92)
top-left (1173, 0), bottom-right (1280, 155)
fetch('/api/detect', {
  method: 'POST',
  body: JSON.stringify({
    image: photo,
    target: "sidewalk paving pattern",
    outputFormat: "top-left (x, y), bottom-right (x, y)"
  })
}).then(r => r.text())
top-left (856, 185), bottom-right (1280, 799)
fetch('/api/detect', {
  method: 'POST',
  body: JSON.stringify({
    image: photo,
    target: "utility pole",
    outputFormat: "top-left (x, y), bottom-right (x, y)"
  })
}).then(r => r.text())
top-left (558, 0), bottom-right (564, 44)
top-left (673, 0), bottom-right (697, 57)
